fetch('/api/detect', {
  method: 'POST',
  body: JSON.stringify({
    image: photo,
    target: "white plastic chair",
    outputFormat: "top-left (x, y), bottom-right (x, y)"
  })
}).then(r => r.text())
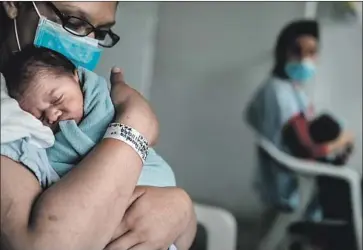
top-left (193, 203), bottom-right (238, 250)
top-left (256, 136), bottom-right (362, 250)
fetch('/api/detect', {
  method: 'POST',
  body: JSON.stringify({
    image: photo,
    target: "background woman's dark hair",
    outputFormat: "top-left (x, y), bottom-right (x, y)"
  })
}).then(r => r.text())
top-left (3, 46), bottom-right (76, 100)
top-left (0, 4), bottom-right (8, 43)
top-left (272, 19), bottom-right (319, 79)
top-left (0, 3), bottom-right (32, 42)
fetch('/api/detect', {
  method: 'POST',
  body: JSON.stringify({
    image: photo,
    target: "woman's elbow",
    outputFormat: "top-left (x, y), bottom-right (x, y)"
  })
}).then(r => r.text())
top-left (28, 235), bottom-right (90, 250)
top-left (23, 230), bottom-right (74, 250)
top-left (27, 214), bottom-right (112, 250)
top-left (1, 230), bottom-right (71, 250)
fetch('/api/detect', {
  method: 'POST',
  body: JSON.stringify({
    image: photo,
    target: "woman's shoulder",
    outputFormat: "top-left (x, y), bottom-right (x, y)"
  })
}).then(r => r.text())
top-left (252, 76), bottom-right (293, 100)
top-left (268, 75), bottom-right (292, 90)
top-left (266, 76), bottom-right (297, 101)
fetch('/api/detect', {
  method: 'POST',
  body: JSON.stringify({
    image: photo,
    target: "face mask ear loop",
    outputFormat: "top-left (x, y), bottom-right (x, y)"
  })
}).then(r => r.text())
top-left (32, 1), bottom-right (42, 17)
top-left (13, 19), bottom-right (22, 51)
top-left (14, 2), bottom-right (41, 52)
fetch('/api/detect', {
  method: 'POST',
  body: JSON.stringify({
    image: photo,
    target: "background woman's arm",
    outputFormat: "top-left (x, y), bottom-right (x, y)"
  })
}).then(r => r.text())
top-left (285, 114), bottom-right (353, 159)
top-left (286, 114), bottom-right (329, 158)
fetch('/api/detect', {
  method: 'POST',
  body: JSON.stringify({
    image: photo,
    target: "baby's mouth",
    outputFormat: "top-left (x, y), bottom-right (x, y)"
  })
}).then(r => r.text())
top-left (50, 123), bottom-right (60, 133)
top-left (43, 121), bottom-right (60, 133)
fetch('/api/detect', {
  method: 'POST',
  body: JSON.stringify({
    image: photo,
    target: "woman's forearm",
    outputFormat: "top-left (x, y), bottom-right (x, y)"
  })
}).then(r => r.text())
top-left (29, 139), bottom-right (143, 250)
top-left (174, 203), bottom-right (197, 250)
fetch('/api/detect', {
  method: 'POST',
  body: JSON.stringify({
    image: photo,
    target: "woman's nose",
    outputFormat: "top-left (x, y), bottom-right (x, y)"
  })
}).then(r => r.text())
top-left (46, 109), bottom-right (62, 124)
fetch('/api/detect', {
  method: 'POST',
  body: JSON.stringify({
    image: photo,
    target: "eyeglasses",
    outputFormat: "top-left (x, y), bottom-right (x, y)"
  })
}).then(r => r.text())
top-left (45, 2), bottom-right (120, 48)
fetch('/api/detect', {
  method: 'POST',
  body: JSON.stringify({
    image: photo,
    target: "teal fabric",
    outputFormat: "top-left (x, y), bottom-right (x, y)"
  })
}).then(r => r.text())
top-left (46, 67), bottom-right (114, 176)
top-left (47, 67), bottom-right (176, 187)
top-left (1, 139), bottom-right (60, 187)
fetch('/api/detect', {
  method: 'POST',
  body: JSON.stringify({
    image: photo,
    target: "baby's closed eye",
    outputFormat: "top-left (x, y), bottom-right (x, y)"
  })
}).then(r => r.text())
top-left (52, 95), bottom-right (64, 105)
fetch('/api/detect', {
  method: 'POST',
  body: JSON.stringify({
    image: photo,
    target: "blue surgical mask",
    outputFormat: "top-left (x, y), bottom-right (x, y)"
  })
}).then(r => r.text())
top-left (14, 2), bottom-right (103, 71)
top-left (284, 59), bottom-right (316, 83)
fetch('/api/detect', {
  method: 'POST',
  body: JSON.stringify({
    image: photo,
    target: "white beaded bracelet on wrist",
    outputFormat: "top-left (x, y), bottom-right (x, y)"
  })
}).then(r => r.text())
top-left (103, 123), bottom-right (149, 163)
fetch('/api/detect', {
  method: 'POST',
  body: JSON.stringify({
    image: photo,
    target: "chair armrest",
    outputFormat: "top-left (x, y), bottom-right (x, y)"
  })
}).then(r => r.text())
top-left (258, 136), bottom-right (361, 183)
top-left (193, 203), bottom-right (237, 250)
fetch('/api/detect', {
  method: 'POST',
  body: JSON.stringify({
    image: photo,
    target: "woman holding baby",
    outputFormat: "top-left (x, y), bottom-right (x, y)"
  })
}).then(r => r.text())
top-left (0, 2), bottom-right (196, 250)
top-left (245, 19), bottom-right (360, 229)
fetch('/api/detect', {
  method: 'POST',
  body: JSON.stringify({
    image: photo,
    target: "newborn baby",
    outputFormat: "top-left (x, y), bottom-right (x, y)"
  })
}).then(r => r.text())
top-left (4, 46), bottom-right (84, 133)
top-left (3, 46), bottom-right (176, 187)
top-left (309, 114), bottom-right (353, 165)
top-left (283, 114), bottom-right (353, 166)
top-left (3, 46), bottom-right (112, 177)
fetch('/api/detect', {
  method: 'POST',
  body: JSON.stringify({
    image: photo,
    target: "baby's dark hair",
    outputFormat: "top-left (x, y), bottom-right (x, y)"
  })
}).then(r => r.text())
top-left (3, 46), bottom-right (76, 100)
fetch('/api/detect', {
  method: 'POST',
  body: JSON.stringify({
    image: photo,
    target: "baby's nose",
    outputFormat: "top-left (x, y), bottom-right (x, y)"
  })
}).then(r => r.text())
top-left (47, 109), bottom-right (62, 124)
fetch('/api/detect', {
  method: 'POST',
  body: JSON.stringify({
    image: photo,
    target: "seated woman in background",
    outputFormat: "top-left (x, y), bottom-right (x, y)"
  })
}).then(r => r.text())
top-left (245, 19), bottom-right (358, 221)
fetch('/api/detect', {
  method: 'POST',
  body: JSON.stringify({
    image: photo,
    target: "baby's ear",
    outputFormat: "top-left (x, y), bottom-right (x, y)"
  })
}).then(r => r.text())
top-left (73, 69), bottom-right (79, 82)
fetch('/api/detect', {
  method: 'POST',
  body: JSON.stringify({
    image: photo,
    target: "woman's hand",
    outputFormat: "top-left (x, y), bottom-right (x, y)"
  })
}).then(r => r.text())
top-left (105, 186), bottom-right (195, 250)
top-left (110, 67), bottom-right (159, 146)
top-left (327, 131), bottom-right (354, 153)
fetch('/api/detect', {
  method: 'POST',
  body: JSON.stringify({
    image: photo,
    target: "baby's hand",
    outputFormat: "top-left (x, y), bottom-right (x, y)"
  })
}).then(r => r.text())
top-left (109, 67), bottom-right (159, 146)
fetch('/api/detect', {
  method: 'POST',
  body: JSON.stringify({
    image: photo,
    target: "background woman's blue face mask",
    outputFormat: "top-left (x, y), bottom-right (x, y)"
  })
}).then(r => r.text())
top-left (284, 59), bottom-right (316, 83)
top-left (15, 2), bottom-right (103, 71)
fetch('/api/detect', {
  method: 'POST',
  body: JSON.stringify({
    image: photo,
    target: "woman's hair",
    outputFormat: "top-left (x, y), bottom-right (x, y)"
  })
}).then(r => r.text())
top-left (0, 3), bottom-right (32, 41)
top-left (272, 19), bottom-right (319, 79)
top-left (0, 4), bottom-right (9, 44)
top-left (3, 46), bottom-right (76, 100)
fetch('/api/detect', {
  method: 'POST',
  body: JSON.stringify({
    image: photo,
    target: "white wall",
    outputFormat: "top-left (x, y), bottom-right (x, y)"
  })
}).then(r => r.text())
top-left (314, 19), bottom-right (362, 171)
top-left (95, 2), bottom-right (362, 220)
top-left (95, 2), bottom-right (159, 97)
top-left (149, 2), bottom-right (306, 219)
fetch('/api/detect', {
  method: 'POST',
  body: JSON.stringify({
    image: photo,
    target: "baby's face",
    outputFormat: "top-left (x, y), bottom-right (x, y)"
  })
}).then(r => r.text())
top-left (18, 73), bottom-right (84, 131)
